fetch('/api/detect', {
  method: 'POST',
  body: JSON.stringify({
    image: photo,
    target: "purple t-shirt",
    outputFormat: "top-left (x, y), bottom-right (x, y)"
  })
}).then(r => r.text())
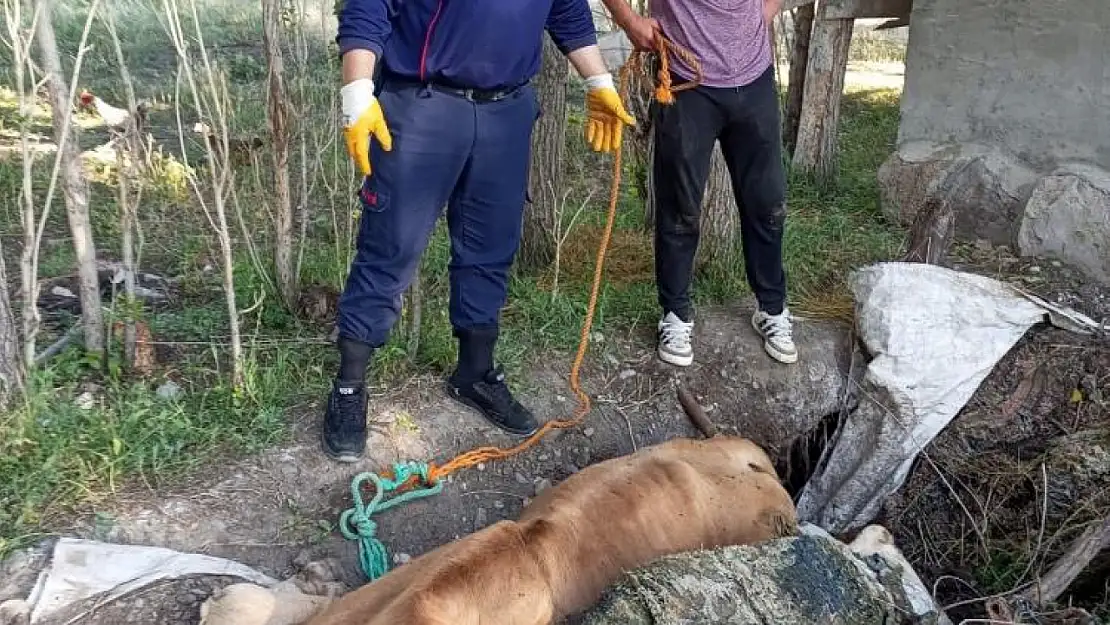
top-left (649, 0), bottom-right (772, 88)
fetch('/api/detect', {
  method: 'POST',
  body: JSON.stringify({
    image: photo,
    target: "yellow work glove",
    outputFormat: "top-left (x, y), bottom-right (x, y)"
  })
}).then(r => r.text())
top-left (341, 78), bottom-right (393, 177)
top-left (584, 73), bottom-right (636, 154)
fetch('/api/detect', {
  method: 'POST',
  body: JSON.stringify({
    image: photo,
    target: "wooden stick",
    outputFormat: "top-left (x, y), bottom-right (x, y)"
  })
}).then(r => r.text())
top-left (676, 383), bottom-right (718, 438)
top-left (1020, 515), bottom-right (1110, 606)
top-left (33, 325), bottom-right (82, 367)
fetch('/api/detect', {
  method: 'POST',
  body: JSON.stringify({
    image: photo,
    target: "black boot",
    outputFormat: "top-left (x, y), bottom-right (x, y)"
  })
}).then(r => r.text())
top-left (447, 327), bottom-right (538, 436)
top-left (321, 379), bottom-right (369, 462)
top-left (321, 337), bottom-right (373, 462)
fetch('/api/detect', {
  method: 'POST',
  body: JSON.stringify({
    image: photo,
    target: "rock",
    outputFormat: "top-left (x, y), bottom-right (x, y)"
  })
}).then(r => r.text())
top-left (50, 285), bottom-right (75, 298)
top-left (1043, 430), bottom-right (1110, 513)
top-left (576, 529), bottom-right (941, 625)
top-left (0, 600), bottom-right (30, 625)
top-left (198, 582), bottom-right (333, 625)
top-left (0, 543), bottom-right (49, 603)
top-left (660, 303), bottom-right (856, 454)
top-left (75, 391), bottom-right (96, 410)
top-left (877, 141), bottom-right (1038, 246)
top-left (1017, 163), bottom-right (1110, 285)
top-left (156, 381), bottom-right (182, 400)
top-left (845, 525), bottom-right (953, 625)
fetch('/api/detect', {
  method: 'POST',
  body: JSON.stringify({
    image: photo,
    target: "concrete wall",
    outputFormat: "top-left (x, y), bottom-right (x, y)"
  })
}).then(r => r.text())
top-left (899, 0), bottom-right (1110, 173)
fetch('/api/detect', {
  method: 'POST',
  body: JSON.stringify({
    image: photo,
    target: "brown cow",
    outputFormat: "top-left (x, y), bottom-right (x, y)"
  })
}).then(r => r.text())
top-left (307, 435), bottom-right (797, 625)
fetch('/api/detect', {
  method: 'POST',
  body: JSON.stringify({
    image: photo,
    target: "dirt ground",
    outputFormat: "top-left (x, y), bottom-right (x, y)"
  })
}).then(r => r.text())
top-left (4, 246), bottom-right (1108, 624)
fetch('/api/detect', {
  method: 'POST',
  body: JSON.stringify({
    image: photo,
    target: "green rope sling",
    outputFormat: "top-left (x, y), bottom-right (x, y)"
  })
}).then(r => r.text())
top-left (339, 461), bottom-right (443, 580)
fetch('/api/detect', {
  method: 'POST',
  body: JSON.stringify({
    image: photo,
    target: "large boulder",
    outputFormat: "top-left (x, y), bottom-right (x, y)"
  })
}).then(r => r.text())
top-left (575, 525), bottom-right (947, 625)
top-left (877, 141), bottom-right (1038, 246)
top-left (1017, 163), bottom-right (1110, 285)
top-left (647, 303), bottom-right (856, 454)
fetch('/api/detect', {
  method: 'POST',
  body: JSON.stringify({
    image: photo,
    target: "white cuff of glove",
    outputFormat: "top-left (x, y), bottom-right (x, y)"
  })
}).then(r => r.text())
top-left (340, 78), bottom-right (376, 127)
top-left (584, 72), bottom-right (615, 91)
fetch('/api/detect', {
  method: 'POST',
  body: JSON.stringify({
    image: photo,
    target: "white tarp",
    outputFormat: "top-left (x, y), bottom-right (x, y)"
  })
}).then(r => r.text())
top-left (25, 538), bottom-right (276, 624)
top-left (796, 262), bottom-right (1103, 534)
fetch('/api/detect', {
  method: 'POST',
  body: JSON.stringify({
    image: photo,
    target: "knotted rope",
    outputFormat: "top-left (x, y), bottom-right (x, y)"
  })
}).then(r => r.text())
top-left (339, 462), bottom-right (443, 579)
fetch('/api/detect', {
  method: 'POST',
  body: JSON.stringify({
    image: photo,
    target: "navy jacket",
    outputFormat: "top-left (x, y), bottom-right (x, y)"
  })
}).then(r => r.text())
top-left (337, 0), bottom-right (598, 91)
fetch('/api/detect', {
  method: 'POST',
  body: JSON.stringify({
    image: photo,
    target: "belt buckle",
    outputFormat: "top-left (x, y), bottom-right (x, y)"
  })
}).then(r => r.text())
top-left (461, 87), bottom-right (476, 102)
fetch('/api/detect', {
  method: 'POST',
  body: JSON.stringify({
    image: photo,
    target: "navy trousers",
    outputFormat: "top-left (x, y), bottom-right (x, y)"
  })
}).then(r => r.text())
top-left (336, 79), bottom-right (539, 348)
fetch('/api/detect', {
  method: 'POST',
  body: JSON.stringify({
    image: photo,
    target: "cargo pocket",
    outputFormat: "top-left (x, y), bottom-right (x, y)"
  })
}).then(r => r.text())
top-left (358, 176), bottom-right (388, 214)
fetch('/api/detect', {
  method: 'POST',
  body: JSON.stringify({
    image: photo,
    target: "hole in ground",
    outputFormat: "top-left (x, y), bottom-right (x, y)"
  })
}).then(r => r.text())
top-left (775, 409), bottom-right (845, 500)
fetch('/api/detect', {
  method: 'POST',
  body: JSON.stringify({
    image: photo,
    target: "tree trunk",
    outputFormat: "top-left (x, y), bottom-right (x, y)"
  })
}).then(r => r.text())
top-left (784, 3), bottom-right (815, 154)
top-left (625, 58), bottom-right (658, 233)
top-left (695, 143), bottom-right (740, 269)
top-left (520, 34), bottom-right (568, 271)
top-left (163, 2), bottom-right (244, 389)
top-left (35, 0), bottom-right (104, 355)
top-left (263, 0), bottom-right (297, 309)
top-left (106, 7), bottom-right (141, 369)
top-left (643, 125), bottom-right (657, 231)
top-left (116, 139), bottom-right (139, 366)
top-left (792, 8), bottom-right (854, 186)
top-left (16, 21), bottom-right (40, 368)
top-left (405, 270), bottom-right (422, 363)
top-left (0, 244), bottom-right (24, 408)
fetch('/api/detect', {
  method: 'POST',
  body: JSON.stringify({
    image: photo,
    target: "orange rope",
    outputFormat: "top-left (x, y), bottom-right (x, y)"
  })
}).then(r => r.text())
top-left (387, 35), bottom-right (702, 488)
top-left (651, 35), bottom-right (702, 105)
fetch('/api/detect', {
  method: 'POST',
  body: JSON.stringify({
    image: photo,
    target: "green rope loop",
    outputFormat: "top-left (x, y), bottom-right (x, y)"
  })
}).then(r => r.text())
top-left (339, 461), bottom-right (443, 581)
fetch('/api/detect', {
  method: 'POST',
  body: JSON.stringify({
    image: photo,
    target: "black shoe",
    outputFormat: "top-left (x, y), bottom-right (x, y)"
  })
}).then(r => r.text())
top-left (321, 380), bottom-right (368, 462)
top-left (447, 366), bottom-right (539, 437)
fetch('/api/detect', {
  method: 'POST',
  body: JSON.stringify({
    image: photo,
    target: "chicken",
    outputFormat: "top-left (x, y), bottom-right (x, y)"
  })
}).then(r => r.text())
top-left (78, 89), bottom-right (149, 135)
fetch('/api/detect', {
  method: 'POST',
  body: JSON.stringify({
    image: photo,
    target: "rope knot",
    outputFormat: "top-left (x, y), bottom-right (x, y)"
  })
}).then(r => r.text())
top-left (339, 463), bottom-right (444, 581)
top-left (346, 510), bottom-right (378, 538)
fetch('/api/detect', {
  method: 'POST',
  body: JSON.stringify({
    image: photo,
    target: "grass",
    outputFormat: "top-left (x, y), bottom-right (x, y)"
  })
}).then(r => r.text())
top-left (848, 28), bottom-right (907, 64)
top-left (0, 0), bottom-right (906, 558)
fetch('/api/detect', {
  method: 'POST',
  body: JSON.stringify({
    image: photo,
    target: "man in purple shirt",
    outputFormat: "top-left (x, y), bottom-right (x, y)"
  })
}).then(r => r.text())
top-left (602, 0), bottom-right (796, 367)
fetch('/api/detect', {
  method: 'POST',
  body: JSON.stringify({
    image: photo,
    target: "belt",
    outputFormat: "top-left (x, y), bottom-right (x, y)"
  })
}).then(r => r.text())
top-left (382, 72), bottom-right (525, 103)
top-left (430, 82), bottom-right (522, 102)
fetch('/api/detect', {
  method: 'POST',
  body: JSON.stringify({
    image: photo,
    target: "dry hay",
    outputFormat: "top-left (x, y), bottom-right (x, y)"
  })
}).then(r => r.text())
top-left (880, 327), bottom-right (1110, 622)
top-left (793, 273), bottom-right (856, 324)
top-left (535, 224), bottom-right (655, 291)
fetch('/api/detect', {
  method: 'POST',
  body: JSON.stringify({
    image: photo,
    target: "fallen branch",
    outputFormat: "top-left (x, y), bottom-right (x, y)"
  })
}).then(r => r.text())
top-left (34, 325), bottom-right (82, 366)
top-left (1019, 514), bottom-right (1110, 606)
top-left (676, 382), bottom-right (718, 438)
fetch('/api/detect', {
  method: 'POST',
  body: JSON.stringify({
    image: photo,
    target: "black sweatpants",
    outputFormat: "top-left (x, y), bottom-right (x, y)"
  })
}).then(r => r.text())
top-left (652, 64), bottom-right (788, 319)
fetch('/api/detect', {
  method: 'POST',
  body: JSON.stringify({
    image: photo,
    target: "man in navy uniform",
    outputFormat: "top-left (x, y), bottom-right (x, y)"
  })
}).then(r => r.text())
top-left (325, 0), bottom-right (635, 462)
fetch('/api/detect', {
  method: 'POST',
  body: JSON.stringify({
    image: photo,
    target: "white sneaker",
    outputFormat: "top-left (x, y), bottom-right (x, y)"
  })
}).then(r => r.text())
top-left (751, 307), bottom-right (798, 364)
top-left (657, 311), bottom-right (694, 367)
